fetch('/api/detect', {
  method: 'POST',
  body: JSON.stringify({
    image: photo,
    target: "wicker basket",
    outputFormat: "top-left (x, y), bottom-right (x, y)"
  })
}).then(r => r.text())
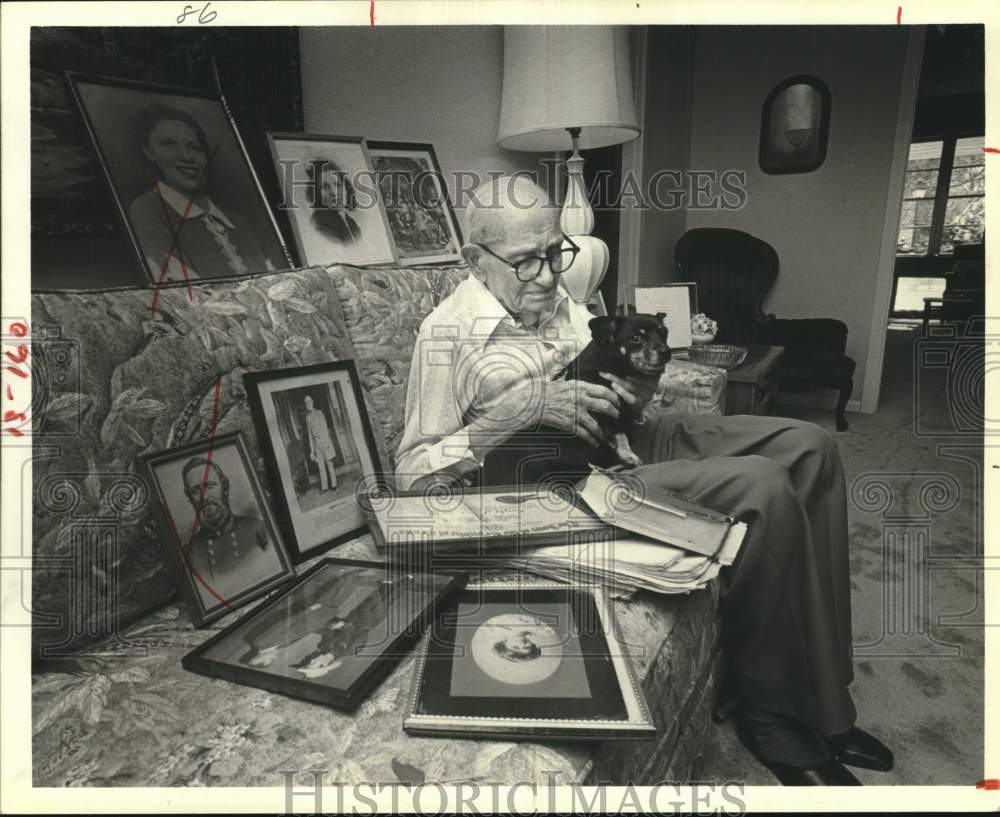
top-left (687, 343), bottom-right (749, 370)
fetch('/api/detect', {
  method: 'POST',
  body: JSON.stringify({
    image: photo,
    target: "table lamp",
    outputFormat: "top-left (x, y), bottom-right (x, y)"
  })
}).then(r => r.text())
top-left (498, 26), bottom-right (640, 308)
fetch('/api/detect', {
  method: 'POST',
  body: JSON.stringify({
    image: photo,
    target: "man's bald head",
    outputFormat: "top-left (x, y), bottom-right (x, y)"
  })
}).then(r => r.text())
top-left (465, 175), bottom-right (557, 247)
top-left (461, 175), bottom-right (566, 328)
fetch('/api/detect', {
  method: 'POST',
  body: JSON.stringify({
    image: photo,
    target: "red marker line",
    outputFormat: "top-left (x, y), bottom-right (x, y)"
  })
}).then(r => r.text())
top-left (4, 366), bottom-right (27, 379)
top-left (147, 144), bottom-right (220, 315)
top-left (896, 6), bottom-right (902, 23)
top-left (370, 0), bottom-right (375, 26)
top-left (5, 385), bottom-right (12, 401)
top-left (977, 779), bottom-right (1000, 790)
top-left (165, 377), bottom-right (231, 610)
top-left (3, 428), bottom-right (23, 437)
top-left (155, 186), bottom-right (194, 304)
top-left (983, 147), bottom-right (1000, 154)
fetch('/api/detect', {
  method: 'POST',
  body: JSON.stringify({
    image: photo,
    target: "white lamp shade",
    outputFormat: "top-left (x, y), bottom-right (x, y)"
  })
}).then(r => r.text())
top-left (498, 26), bottom-right (640, 152)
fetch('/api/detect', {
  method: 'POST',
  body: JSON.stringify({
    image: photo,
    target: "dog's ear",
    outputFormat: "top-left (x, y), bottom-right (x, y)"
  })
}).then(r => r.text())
top-left (589, 316), bottom-right (619, 345)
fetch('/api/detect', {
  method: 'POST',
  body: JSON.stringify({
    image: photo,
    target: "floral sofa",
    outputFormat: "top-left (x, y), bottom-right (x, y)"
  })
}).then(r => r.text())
top-left (30, 263), bottom-right (727, 787)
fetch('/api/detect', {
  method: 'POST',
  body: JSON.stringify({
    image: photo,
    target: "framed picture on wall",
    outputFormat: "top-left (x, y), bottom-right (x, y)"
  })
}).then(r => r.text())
top-left (244, 361), bottom-right (388, 563)
top-left (143, 432), bottom-right (296, 627)
top-left (64, 72), bottom-right (293, 285)
top-left (266, 133), bottom-right (398, 267)
top-left (366, 140), bottom-right (464, 266)
top-left (759, 75), bottom-right (831, 175)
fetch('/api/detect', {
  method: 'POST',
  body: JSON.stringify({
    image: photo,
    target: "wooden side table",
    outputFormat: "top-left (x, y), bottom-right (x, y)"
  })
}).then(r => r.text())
top-left (724, 345), bottom-right (784, 416)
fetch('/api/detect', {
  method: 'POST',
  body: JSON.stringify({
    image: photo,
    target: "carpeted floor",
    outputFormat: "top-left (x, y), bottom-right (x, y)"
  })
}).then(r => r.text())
top-left (692, 323), bottom-right (984, 785)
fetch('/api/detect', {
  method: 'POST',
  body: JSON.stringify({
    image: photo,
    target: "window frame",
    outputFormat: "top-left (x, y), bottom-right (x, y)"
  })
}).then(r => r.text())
top-left (897, 131), bottom-right (985, 260)
top-left (891, 130), bottom-right (984, 317)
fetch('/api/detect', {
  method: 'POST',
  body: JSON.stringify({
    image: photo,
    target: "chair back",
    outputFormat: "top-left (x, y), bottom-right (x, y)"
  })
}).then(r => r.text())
top-left (675, 227), bottom-right (778, 345)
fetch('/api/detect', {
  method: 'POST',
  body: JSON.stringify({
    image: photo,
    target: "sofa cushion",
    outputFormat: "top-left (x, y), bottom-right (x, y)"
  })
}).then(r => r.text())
top-left (31, 534), bottom-right (719, 787)
top-left (30, 268), bottom-right (378, 659)
top-left (326, 264), bottom-right (468, 464)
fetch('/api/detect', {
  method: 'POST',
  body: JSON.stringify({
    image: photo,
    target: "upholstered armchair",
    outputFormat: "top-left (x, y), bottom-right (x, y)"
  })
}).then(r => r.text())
top-left (675, 227), bottom-right (856, 431)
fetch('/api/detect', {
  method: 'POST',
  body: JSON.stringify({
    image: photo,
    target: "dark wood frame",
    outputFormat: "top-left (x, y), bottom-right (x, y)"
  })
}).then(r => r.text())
top-left (142, 431), bottom-right (296, 627)
top-left (759, 75), bottom-right (831, 175)
top-left (64, 71), bottom-right (294, 284)
top-left (182, 557), bottom-right (467, 711)
top-left (365, 139), bottom-right (464, 266)
top-left (244, 360), bottom-right (389, 564)
top-left (403, 582), bottom-right (655, 740)
top-left (265, 132), bottom-right (398, 267)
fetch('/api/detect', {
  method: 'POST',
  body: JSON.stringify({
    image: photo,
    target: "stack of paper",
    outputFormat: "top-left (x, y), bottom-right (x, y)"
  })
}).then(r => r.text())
top-left (501, 526), bottom-right (741, 596)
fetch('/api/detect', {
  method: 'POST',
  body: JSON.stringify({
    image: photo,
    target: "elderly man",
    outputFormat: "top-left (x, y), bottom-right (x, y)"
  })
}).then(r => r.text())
top-left (396, 176), bottom-right (891, 785)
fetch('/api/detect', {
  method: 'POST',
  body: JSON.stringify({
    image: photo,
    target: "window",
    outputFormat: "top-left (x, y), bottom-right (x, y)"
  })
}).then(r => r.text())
top-left (896, 135), bottom-right (985, 257)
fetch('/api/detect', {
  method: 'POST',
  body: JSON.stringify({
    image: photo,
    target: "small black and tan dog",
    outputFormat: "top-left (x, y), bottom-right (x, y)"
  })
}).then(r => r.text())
top-left (480, 312), bottom-right (671, 486)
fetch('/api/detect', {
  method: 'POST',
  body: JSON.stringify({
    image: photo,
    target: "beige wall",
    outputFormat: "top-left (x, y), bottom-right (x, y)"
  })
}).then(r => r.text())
top-left (299, 26), bottom-right (544, 231)
top-left (664, 25), bottom-right (911, 409)
top-left (638, 26), bottom-right (695, 288)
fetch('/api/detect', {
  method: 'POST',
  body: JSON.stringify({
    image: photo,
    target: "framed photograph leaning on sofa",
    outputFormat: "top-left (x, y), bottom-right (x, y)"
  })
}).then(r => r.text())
top-left (143, 432), bottom-right (296, 627)
top-left (245, 361), bottom-right (387, 563)
top-left (183, 558), bottom-right (467, 711)
top-left (65, 72), bottom-right (292, 285)
top-left (267, 132), bottom-right (398, 267)
top-left (367, 140), bottom-right (463, 265)
top-left (404, 583), bottom-right (656, 740)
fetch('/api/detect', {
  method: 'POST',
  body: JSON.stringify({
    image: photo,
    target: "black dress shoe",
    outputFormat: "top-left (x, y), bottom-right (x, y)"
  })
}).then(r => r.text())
top-left (735, 714), bottom-right (862, 786)
top-left (825, 727), bottom-right (894, 772)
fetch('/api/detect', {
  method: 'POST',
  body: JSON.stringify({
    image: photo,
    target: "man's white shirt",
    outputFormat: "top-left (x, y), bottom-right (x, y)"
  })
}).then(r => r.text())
top-left (395, 273), bottom-right (594, 489)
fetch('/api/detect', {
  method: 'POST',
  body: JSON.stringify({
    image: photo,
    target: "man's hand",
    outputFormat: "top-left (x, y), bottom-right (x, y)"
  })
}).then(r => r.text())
top-left (537, 379), bottom-right (620, 447)
top-left (473, 377), bottom-right (620, 449)
top-left (600, 371), bottom-right (658, 415)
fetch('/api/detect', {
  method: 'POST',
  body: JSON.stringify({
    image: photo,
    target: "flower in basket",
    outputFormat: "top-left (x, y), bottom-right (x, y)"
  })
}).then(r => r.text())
top-left (690, 313), bottom-right (718, 345)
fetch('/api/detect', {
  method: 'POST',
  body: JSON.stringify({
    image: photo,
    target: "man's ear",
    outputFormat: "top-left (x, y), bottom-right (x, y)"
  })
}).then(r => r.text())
top-left (589, 316), bottom-right (619, 345)
top-left (461, 244), bottom-right (487, 279)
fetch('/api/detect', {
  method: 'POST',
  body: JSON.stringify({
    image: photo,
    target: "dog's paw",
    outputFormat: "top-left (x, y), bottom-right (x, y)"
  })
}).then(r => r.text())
top-left (612, 432), bottom-right (643, 468)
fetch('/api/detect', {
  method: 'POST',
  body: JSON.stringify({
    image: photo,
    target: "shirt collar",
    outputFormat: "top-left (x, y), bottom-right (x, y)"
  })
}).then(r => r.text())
top-left (461, 273), bottom-right (571, 349)
top-left (155, 182), bottom-right (236, 229)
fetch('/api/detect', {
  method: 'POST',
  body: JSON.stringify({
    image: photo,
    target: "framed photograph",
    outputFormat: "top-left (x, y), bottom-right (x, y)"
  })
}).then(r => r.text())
top-left (363, 482), bottom-right (610, 555)
top-left (631, 283), bottom-right (698, 350)
top-left (143, 432), bottom-right (296, 627)
top-left (64, 72), bottom-right (293, 284)
top-left (403, 582), bottom-right (656, 740)
top-left (244, 361), bottom-right (387, 563)
top-left (182, 558), bottom-right (466, 711)
top-left (366, 140), bottom-right (463, 265)
top-left (266, 132), bottom-right (398, 267)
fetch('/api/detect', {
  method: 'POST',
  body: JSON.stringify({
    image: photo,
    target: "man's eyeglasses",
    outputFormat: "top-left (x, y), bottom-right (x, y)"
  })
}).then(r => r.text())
top-left (474, 234), bottom-right (581, 282)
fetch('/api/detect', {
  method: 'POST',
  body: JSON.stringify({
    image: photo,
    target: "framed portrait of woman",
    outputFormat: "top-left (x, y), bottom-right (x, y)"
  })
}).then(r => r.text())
top-left (65, 72), bottom-right (293, 285)
top-left (266, 133), bottom-right (398, 267)
top-left (366, 140), bottom-right (464, 266)
top-left (244, 360), bottom-right (388, 563)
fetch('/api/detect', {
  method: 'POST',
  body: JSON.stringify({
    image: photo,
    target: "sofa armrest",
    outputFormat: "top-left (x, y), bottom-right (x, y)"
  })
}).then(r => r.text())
top-left (644, 358), bottom-right (727, 419)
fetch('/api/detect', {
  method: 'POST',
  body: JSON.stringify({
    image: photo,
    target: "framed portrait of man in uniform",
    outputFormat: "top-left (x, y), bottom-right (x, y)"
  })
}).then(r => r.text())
top-left (244, 360), bottom-right (387, 563)
top-left (143, 432), bottom-right (296, 627)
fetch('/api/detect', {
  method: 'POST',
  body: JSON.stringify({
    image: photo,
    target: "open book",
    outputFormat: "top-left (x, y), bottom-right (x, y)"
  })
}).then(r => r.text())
top-left (575, 466), bottom-right (747, 566)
